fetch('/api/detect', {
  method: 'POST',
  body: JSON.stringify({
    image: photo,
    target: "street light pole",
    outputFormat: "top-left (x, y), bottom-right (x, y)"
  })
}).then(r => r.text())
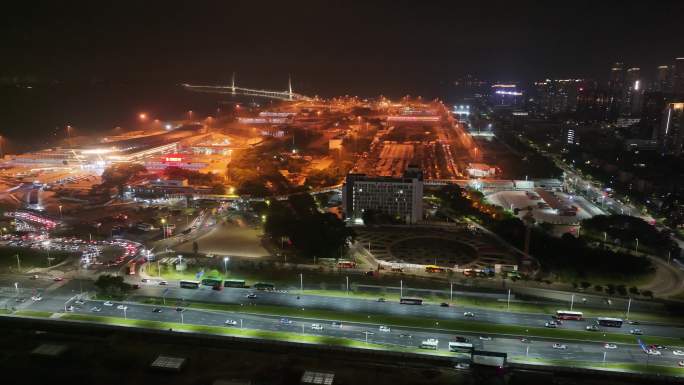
top-left (15, 254), bottom-right (20, 272)
top-left (507, 289), bottom-right (511, 311)
top-left (626, 297), bottom-right (632, 320)
top-left (300, 273), bottom-right (303, 294)
top-left (635, 238), bottom-right (639, 254)
top-left (400, 280), bottom-right (403, 297)
top-left (450, 282), bottom-right (453, 302)
top-left (346, 276), bottom-right (349, 295)
top-left (570, 294), bottom-right (575, 311)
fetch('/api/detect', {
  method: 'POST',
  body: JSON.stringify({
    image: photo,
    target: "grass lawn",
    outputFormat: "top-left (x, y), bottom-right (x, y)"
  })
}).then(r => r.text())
top-left (134, 296), bottom-right (684, 347)
top-left (13, 310), bottom-right (53, 318)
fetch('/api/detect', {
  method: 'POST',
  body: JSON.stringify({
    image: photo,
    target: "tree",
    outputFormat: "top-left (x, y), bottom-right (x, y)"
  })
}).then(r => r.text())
top-left (94, 274), bottom-right (132, 299)
top-left (192, 241), bottom-right (199, 256)
top-left (100, 164), bottom-right (147, 197)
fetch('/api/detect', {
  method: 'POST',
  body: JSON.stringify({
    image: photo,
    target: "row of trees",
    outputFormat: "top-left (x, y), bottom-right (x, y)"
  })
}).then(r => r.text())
top-left (436, 184), bottom-right (655, 281)
top-left (580, 215), bottom-right (679, 256)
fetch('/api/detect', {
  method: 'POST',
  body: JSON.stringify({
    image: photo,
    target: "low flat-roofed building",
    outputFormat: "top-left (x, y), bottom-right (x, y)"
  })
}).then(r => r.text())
top-left (150, 355), bottom-right (187, 372)
top-left (301, 371), bottom-right (334, 385)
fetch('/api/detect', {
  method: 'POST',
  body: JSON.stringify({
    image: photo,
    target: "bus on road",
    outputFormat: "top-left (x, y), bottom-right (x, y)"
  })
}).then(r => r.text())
top-left (555, 310), bottom-right (583, 320)
top-left (449, 341), bottom-right (474, 353)
top-left (253, 282), bottom-right (275, 291)
top-left (224, 279), bottom-right (246, 288)
top-left (420, 339), bottom-right (439, 350)
top-left (180, 280), bottom-right (200, 289)
top-left (400, 297), bottom-right (423, 305)
top-left (597, 317), bottom-right (623, 327)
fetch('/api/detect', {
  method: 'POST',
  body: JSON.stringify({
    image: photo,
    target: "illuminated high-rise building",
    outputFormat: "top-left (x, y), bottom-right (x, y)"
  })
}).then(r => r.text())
top-left (626, 67), bottom-right (643, 116)
top-left (533, 79), bottom-right (582, 116)
top-left (655, 65), bottom-right (674, 92)
top-left (607, 62), bottom-right (626, 120)
top-left (674, 57), bottom-right (684, 95)
top-left (655, 102), bottom-right (684, 155)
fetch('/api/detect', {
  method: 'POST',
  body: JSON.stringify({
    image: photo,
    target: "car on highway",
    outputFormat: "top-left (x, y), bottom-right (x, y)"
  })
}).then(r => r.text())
top-left (454, 362), bottom-right (470, 370)
top-left (280, 318), bottom-right (293, 325)
top-left (379, 325), bottom-right (391, 332)
top-left (552, 343), bottom-right (567, 350)
top-left (152, 308), bottom-right (163, 313)
top-left (141, 278), bottom-right (149, 283)
top-left (673, 350), bottom-right (684, 356)
top-left (31, 296), bottom-right (42, 301)
top-left (66, 305), bottom-right (74, 312)
top-left (103, 301), bottom-right (114, 306)
top-left (455, 336), bottom-right (470, 343)
top-left (116, 305), bottom-right (128, 310)
top-left (545, 322), bottom-right (558, 328)
top-left (225, 319), bottom-right (238, 326)
top-left (246, 293), bottom-right (258, 299)
top-left (331, 321), bottom-right (343, 328)
top-left (649, 344), bottom-right (668, 350)
top-left (176, 307), bottom-right (184, 312)
top-left (604, 343), bottom-right (617, 349)
top-left (377, 297), bottom-right (386, 302)
top-left (53, 277), bottom-right (64, 282)
top-left (479, 336), bottom-right (492, 341)
top-left (678, 360), bottom-right (684, 367)
top-left (15, 297), bottom-right (25, 303)
top-left (586, 325), bottom-right (599, 331)
top-left (628, 320), bottom-right (640, 325)
top-left (311, 323), bottom-right (324, 331)
top-left (90, 307), bottom-right (101, 312)
top-left (646, 349), bottom-right (661, 356)
top-left (74, 300), bottom-right (85, 305)
top-left (440, 302), bottom-right (450, 307)
top-left (463, 312), bottom-right (475, 317)
top-left (159, 281), bottom-right (168, 286)
top-left (629, 329), bottom-right (643, 335)
top-left (31, 275), bottom-right (39, 279)
top-left (399, 334), bottom-right (412, 338)
top-left (520, 338), bottom-right (531, 343)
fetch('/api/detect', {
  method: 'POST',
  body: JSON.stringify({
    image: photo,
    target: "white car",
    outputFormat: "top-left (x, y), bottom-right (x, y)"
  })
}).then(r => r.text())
top-left (90, 307), bottom-right (102, 312)
top-left (65, 305), bottom-right (74, 312)
top-left (379, 325), bottom-right (391, 332)
top-left (117, 305), bottom-right (128, 310)
top-left (103, 301), bottom-right (114, 306)
top-left (463, 312), bottom-right (475, 317)
top-left (479, 336), bottom-right (492, 341)
top-left (673, 350), bottom-right (684, 356)
top-left (604, 343), bottom-right (617, 349)
top-left (545, 322), bottom-right (558, 328)
top-left (647, 349), bottom-right (661, 356)
top-left (31, 296), bottom-right (42, 301)
top-left (454, 362), bottom-right (470, 370)
top-left (552, 343), bottom-right (567, 350)
top-left (224, 319), bottom-right (238, 326)
top-left (311, 323), bottom-right (324, 331)
top-left (74, 300), bottom-right (85, 305)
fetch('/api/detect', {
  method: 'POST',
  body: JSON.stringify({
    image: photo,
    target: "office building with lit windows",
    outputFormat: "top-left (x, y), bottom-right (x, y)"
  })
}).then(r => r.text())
top-left (342, 168), bottom-right (423, 224)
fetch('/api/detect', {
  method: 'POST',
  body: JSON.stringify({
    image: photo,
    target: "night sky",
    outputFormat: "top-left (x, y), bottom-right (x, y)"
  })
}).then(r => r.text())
top-left (2, 0), bottom-right (683, 97)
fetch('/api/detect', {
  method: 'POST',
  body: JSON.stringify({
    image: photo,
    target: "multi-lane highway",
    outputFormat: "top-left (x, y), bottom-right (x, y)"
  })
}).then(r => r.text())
top-left (4, 286), bottom-right (684, 370)
top-left (126, 282), bottom-right (684, 339)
